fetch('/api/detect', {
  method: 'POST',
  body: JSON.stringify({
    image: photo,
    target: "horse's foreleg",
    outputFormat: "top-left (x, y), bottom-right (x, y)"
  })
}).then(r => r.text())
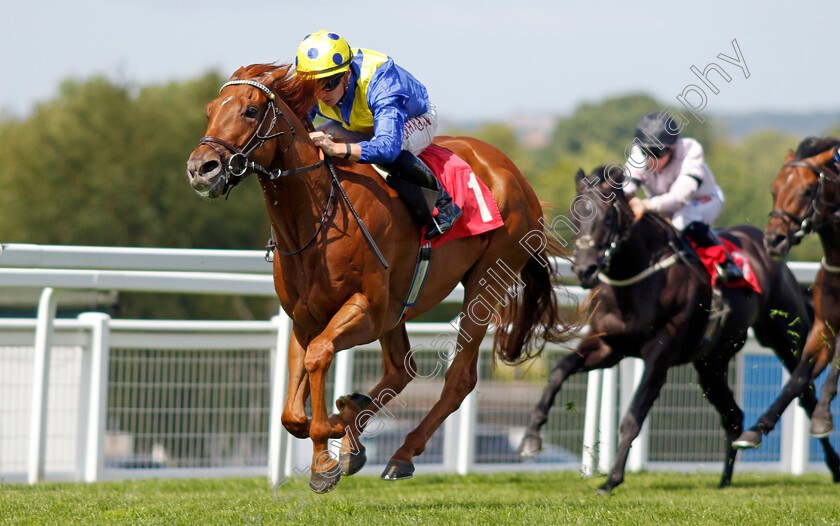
top-left (305, 294), bottom-right (378, 493)
top-left (381, 313), bottom-right (485, 481)
top-left (812, 333), bottom-right (840, 439)
top-left (598, 339), bottom-right (672, 494)
top-left (693, 360), bottom-right (744, 488)
top-left (518, 335), bottom-right (623, 458)
top-left (337, 325), bottom-right (414, 476)
top-left (281, 325), bottom-right (312, 439)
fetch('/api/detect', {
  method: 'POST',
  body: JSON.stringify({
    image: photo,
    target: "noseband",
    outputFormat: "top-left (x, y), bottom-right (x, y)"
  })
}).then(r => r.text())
top-left (198, 80), bottom-right (324, 195)
top-left (770, 160), bottom-right (840, 245)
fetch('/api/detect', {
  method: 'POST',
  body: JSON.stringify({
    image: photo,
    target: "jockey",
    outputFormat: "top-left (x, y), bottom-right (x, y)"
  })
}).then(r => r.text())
top-left (624, 111), bottom-right (744, 284)
top-left (295, 30), bottom-right (461, 240)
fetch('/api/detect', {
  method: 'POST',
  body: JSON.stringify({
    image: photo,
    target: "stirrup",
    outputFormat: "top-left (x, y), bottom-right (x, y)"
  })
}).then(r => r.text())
top-left (424, 203), bottom-right (462, 240)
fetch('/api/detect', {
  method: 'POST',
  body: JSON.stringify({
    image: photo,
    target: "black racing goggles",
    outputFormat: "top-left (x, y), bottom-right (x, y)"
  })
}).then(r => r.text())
top-left (643, 146), bottom-right (672, 159)
top-left (320, 72), bottom-right (345, 92)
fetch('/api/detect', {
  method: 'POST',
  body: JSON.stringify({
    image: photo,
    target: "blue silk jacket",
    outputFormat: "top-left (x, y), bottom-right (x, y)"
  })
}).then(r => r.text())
top-left (310, 48), bottom-right (431, 164)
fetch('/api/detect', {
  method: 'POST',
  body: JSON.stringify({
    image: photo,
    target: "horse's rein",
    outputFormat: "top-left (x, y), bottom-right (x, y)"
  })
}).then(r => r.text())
top-left (596, 212), bottom-right (703, 287)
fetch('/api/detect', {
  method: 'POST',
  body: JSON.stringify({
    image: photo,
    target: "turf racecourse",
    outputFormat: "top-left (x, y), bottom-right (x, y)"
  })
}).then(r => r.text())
top-left (2, 471), bottom-right (839, 525)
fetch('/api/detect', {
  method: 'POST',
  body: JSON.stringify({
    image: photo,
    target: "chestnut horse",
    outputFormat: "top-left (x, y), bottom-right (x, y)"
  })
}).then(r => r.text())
top-left (734, 137), bottom-right (840, 451)
top-left (517, 165), bottom-right (840, 492)
top-left (185, 63), bottom-right (576, 493)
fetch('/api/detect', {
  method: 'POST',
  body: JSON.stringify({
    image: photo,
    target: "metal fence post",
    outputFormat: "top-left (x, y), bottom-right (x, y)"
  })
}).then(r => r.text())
top-left (78, 312), bottom-right (111, 482)
top-left (268, 312), bottom-right (292, 485)
top-left (598, 366), bottom-right (618, 474)
top-left (443, 338), bottom-right (477, 475)
top-left (622, 358), bottom-right (648, 472)
top-left (779, 367), bottom-right (810, 475)
top-left (789, 404), bottom-right (810, 475)
top-left (582, 369), bottom-right (603, 476)
top-left (27, 287), bottom-right (57, 484)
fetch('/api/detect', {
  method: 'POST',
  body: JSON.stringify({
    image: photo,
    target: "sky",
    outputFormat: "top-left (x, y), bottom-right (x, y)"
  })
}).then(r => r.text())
top-left (2, 1), bottom-right (838, 123)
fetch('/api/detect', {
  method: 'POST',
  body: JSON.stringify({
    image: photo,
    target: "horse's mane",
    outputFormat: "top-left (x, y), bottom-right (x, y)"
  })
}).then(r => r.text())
top-left (795, 136), bottom-right (840, 160)
top-left (230, 63), bottom-right (320, 123)
top-left (590, 164), bottom-right (627, 185)
top-left (588, 164), bottom-right (630, 202)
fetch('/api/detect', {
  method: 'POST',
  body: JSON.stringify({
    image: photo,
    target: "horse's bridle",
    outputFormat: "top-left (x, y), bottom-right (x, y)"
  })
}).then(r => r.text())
top-left (770, 159), bottom-right (840, 245)
top-left (575, 199), bottom-right (631, 274)
top-left (198, 79), bottom-right (324, 195)
top-left (196, 79), bottom-right (389, 268)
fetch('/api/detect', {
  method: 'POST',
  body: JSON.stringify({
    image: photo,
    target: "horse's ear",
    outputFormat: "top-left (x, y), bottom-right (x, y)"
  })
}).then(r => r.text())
top-left (230, 66), bottom-right (247, 80)
top-left (783, 149), bottom-right (795, 163)
top-left (575, 168), bottom-right (586, 183)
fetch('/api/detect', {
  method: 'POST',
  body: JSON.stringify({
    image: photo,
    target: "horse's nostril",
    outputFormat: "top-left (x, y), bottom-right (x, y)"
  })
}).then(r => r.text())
top-left (584, 264), bottom-right (598, 278)
top-left (201, 160), bottom-right (220, 176)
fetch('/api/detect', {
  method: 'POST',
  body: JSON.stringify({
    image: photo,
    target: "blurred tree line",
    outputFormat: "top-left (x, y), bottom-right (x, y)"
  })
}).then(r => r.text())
top-left (1, 75), bottom-right (836, 319)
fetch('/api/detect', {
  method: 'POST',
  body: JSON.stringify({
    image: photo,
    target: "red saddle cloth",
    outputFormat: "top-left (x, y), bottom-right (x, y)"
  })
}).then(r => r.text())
top-left (417, 145), bottom-right (504, 248)
top-left (692, 237), bottom-right (762, 293)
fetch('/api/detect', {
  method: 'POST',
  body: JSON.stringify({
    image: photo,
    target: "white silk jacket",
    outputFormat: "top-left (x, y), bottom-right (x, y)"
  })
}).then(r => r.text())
top-left (623, 138), bottom-right (722, 214)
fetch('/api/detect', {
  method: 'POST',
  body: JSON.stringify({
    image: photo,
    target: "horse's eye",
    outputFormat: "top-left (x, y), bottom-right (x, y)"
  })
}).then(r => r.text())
top-left (244, 106), bottom-right (259, 118)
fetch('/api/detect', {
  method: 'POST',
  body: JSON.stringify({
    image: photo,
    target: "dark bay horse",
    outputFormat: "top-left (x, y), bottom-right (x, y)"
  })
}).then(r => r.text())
top-left (185, 63), bottom-right (576, 493)
top-left (734, 137), bottom-right (840, 450)
top-left (517, 165), bottom-right (840, 492)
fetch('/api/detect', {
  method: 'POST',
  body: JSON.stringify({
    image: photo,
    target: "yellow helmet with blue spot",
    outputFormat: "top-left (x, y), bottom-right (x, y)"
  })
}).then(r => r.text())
top-left (295, 30), bottom-right (353, 79)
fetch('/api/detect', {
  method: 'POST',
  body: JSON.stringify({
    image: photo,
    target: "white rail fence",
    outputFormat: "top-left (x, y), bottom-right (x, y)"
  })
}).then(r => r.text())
top-left (0, 243), bottom-right (835, 485)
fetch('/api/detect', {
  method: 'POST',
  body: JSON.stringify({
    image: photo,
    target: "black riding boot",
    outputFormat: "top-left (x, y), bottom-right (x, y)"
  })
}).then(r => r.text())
top-left (381, 150), bottom-right (462, 240)
top-left (684, 221), bottom-right (744, 284)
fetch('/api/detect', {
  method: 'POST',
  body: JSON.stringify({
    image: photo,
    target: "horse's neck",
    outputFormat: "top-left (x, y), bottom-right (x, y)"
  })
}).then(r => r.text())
top-left (262, 145), bottom-right (334, 252)
top-left (818, 222), bottom-right (840, 266)
top-left (609, 216), bottom-right (675, 280)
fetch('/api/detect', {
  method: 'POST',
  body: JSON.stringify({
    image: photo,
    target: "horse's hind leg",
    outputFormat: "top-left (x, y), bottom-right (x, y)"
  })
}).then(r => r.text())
top-left (518, 335), bottom-right (624, 457)
top-left (335, 325), bottom-right (414, 476)
top-left (380, 299), bottom-right (488, 480)
top-left (811, 334), bottom-right (840, 439)
top-left (693, 359), bottom-right (744, 488)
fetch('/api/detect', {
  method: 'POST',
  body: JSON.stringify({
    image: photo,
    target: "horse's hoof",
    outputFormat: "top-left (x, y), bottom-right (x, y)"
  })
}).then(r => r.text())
top-left (308, 468), bottom-right (341, 494)
top-left (381, 459), bottom-right (415, 480)
top-left (336, 392), bottom-right (373, 412)
top-left (595, 485), bottom-right (612, 495)
top-left (516, 434), bottom-right (543, 458)
top-left (732, 430), bottom-right (761, 449)
top-left (810, 417), bottom-right (834, 438)
top-left (340, 445), bottom-right (367, 476)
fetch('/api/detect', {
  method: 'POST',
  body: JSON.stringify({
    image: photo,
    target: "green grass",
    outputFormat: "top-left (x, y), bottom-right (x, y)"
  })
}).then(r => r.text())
top-left (2, 471), bottom-right (840, 525)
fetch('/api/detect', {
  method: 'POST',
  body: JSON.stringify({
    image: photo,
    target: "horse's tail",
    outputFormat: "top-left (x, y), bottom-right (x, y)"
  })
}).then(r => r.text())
top-left (494, 244), bottom-right (582, 365)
